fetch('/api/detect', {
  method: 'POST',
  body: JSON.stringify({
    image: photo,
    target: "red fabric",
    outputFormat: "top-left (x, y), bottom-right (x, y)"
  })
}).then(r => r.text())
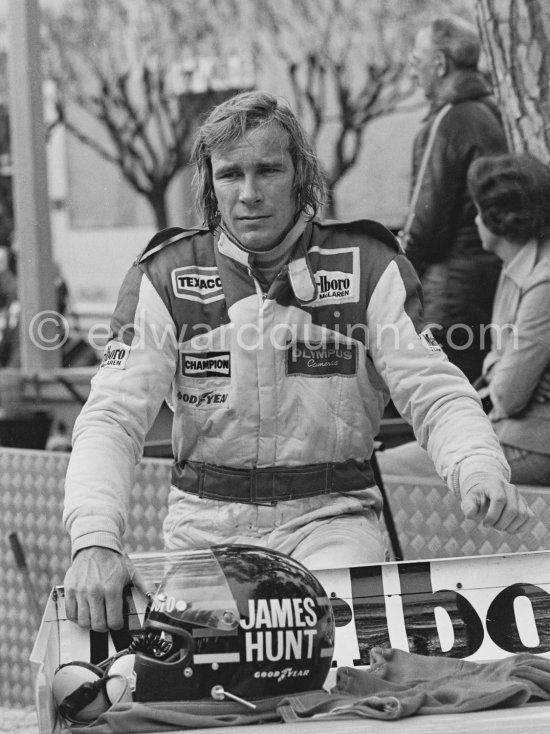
top-left (67, 650), bottom-right (550, 730)
top-left (67, 696), bottom-right (285, 733)
top-left (334, 647), bottom-right (550, 715)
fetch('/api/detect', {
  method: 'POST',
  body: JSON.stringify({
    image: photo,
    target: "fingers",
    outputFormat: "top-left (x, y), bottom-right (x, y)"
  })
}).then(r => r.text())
top-left (461, 482), bottom-right (535, 533)
top-left (63, 547), bottom-right (129, 631)
top-left (460, 492), bottom-right (486, 520)
top-left (493, 494), bottom-right (534, 533)
top-left (64, 582), bottom-right (113, 632)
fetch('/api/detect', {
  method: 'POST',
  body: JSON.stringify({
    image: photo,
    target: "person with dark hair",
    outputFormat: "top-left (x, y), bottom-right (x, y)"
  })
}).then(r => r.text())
top-left (62, 91), bottom-right (532, 633)
top-left (468, 153), bottom-right (550, 483)
top-left (379, 153), bottom-right (550, 487)
top-left (402, 16), bottom-right (508, 381)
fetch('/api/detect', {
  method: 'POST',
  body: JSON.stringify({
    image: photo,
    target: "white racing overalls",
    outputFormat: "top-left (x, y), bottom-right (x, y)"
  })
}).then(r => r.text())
top-left (64, 218), bottom-right (508, 565)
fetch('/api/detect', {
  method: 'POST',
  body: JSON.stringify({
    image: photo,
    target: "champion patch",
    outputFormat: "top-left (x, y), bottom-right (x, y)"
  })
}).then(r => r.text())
top-left (287, 341), bottom-right (357, 377)
top-left (181, 351), bottom-right (231, 378)
top-left (420, 328), bottom-right (442, 353)
top-left (308, 246), bottom-right (360, 307)
top-left (171, 266), bottom-right (224, 303)
top-left (100, 341), bottom-right (130, 370)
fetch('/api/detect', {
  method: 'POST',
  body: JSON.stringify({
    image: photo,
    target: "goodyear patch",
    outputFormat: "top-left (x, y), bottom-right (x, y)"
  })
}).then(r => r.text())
top-left (171, 266), bottom-right (224, 303)
top-left (287, 342), bottom-right (357, 377)
top-left (100, 341), bottom-right (130, 370)
top-left (181, 351), bottom-right (231, 378)
top-left (420, 328), bottom-right (442, 353)
top-left (176, 389), bottom-right (230, 409)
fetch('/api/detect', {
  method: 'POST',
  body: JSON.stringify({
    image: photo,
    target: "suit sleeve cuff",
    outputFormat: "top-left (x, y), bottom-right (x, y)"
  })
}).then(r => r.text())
top-left (70, 517), bottom-right (123, 559)
top-left (452, 456), bottom-right (511, 496)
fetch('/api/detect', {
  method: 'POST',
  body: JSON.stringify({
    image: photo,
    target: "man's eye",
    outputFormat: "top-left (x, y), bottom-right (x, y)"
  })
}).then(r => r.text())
top-left (217, 171), bottom-right (240, 180)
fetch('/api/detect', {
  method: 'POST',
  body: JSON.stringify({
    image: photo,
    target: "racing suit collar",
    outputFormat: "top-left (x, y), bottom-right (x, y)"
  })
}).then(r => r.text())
top-left (217, 213), bottom-right (307, 262)
top-left (217, 214), bottom-right (317, 303)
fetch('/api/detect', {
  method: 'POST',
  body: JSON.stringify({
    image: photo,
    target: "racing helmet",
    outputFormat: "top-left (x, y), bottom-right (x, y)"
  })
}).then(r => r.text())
top-left (134, 544), bottom-right (335, 702)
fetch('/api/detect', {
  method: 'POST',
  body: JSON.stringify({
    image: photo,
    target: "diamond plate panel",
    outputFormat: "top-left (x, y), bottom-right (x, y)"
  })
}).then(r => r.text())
top-left (381, 477), bottom-right (550, 561)
top-left (0, 448), bottom-right (171, 707)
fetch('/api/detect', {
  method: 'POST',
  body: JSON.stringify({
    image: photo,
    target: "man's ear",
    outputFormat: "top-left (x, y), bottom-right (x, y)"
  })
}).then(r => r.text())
top-left (433, 50), bottom-right (448, 77)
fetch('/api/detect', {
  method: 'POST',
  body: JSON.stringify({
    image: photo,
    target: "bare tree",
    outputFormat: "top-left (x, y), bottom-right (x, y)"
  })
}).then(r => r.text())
top-left (250, 0), bottom-right (438, 217)
top-left (0, 50), bottom-right (13, 249)
top-left (43, 0), bottom-right (254, 229)
top-left (476, 0), bottom-right (550, 162)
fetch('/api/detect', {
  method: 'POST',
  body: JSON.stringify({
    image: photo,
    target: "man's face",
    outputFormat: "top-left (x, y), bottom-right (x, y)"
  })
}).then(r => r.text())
top-left (409, 27), bottom-right (440, 100)
top-left (0, 247), bottom-right (9, 273)
top-left (211, 123), bottom-right (298, 252)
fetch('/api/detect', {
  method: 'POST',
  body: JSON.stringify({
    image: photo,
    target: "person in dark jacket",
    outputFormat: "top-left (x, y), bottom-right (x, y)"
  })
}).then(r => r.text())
top-left (402, 16), bottom-right (508, 381)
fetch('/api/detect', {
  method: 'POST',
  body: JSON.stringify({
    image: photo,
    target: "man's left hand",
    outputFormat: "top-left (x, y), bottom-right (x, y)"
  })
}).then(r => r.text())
top-left (460, 476), bottom-right (535, 532)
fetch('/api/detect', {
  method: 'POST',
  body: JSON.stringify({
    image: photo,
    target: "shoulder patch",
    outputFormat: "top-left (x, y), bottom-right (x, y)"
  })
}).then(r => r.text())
top-left (136, 226), bottom-right (208, 264)
top-left (317, 218), bottom-right (400, 253)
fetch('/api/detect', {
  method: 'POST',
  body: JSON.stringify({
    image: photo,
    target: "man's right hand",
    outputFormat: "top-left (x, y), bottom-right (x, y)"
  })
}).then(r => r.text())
top-left (63, 547), bottom-right (131, 632)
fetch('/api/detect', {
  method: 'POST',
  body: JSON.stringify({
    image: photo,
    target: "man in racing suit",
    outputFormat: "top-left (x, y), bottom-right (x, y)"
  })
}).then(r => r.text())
top-left (63, 91), bottom-right (533, 633)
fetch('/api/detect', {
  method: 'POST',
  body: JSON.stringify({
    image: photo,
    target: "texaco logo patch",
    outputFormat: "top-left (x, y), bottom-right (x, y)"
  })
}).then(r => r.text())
top-left (171, 266), bottom-right (224, 303)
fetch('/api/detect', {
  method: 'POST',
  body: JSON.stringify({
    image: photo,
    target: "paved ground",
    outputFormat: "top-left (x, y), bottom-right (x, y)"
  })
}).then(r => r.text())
top-left (0, 707), bottom-right (38, 734)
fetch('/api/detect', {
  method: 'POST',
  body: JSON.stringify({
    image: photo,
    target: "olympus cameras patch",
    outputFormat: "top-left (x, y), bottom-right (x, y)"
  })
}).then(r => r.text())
top-left (287, 341), bottom-right (358, 377)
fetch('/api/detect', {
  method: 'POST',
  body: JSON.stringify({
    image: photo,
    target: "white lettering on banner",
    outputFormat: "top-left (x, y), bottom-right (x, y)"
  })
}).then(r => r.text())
top-left (171, 266), bottom-right (224, 303)
top-left (100, 342), bottom-right (130, 370)
top-left (316, 552), bottom-right (550, 669)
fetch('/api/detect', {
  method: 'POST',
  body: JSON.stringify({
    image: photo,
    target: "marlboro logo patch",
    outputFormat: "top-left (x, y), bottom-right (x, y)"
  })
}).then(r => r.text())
top-left (100, 341), bottom-right (130, 370)
top-left (420, 328), bottom-right (442, 353)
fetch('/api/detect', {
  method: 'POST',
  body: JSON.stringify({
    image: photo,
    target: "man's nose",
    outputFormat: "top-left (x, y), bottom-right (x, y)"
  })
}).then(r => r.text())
top-left (407, 53), bottom-right (419, 79)
top-left (239, 175), bottom-right (262, 204)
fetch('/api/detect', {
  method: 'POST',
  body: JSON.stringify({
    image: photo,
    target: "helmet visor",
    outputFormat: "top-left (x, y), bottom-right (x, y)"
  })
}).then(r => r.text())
top-left (145, 549), bottom-right (240, 632)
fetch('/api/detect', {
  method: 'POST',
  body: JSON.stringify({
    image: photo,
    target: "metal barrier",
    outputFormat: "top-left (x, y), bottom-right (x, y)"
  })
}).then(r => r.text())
top-left (382, 475), bottom-right (550, 560)
top-left (0, 448), bottom-right (171, 708)
top-left (1, 448), bottom-right (549, 707)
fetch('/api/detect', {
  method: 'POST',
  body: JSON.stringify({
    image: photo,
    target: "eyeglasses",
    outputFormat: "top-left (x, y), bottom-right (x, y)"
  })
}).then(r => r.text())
top-left (408, 52), bottom-right (423, 68)
top-left (409, 47), bottom-right (448, 68)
